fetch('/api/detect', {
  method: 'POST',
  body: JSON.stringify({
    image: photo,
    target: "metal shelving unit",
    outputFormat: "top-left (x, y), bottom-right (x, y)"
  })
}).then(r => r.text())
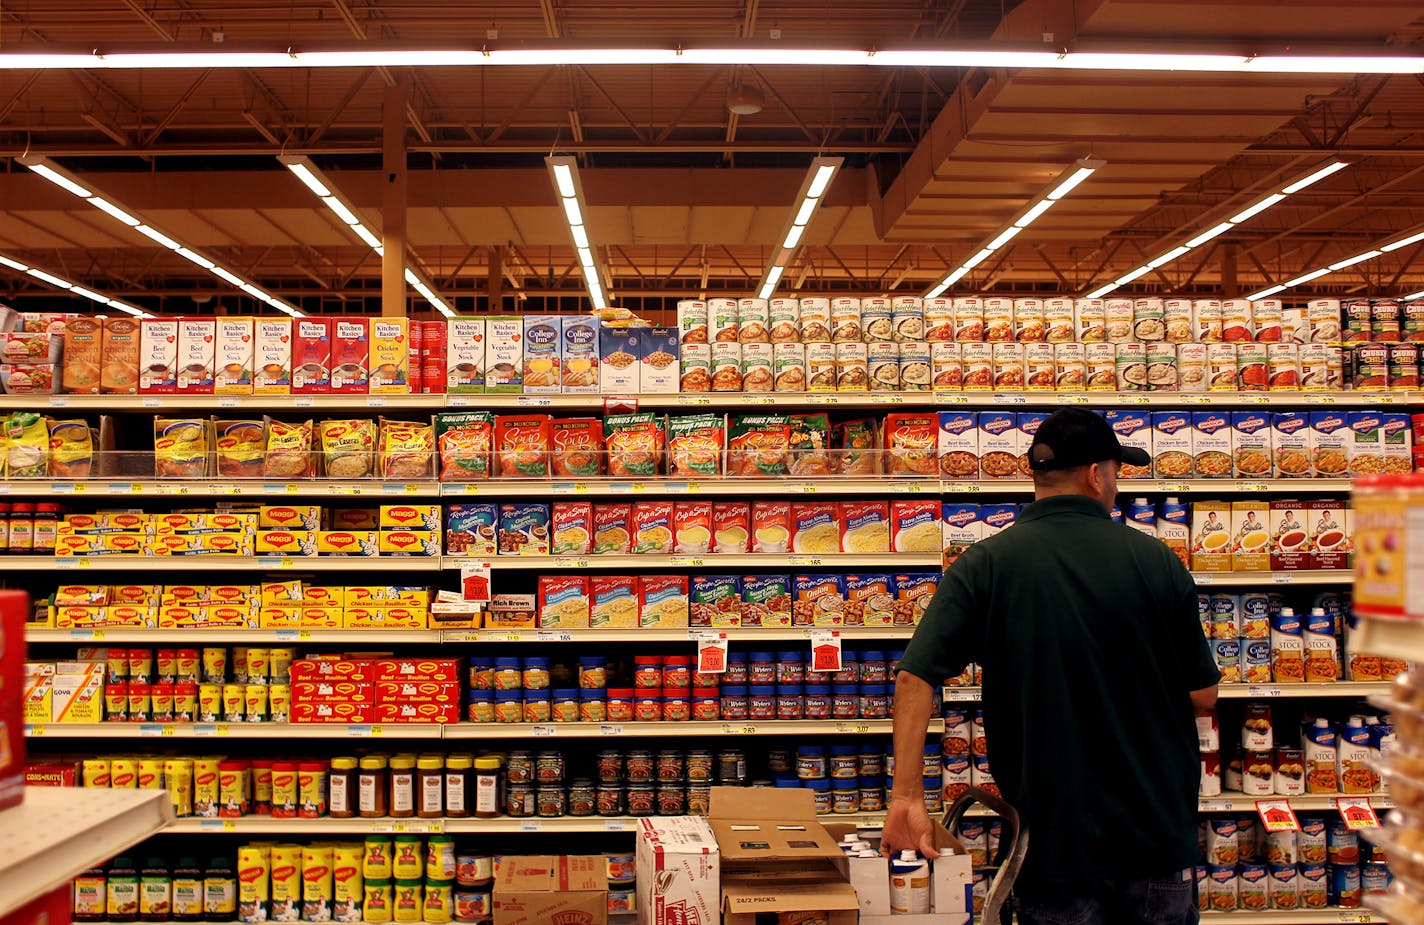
top-left (24, 722), bottom-right (447, 740)
top-left (0, 788), bottom-right (173, 917)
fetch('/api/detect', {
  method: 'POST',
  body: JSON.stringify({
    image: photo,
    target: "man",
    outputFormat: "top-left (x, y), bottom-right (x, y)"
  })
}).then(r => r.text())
top-left (883, 408), bottom-right (1218, 925)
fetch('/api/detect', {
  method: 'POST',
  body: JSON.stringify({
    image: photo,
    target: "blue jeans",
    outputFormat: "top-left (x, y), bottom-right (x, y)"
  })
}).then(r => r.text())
top-left (1015, 869), bottom-right (1198, 925)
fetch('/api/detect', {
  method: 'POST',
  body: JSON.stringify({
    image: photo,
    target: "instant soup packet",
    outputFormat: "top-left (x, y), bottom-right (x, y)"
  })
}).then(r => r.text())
top-left (5, 412), bottom-right (49, 478)
top-left (262, 418), bottom-right (314, 479)
top-left (495, 415), bottom-right (551, 478)
top-left (550, 418), bottom-right (604, 479)
top-left (154, 417), bottom-right (212, 478)
top-left (667, 414), bottom-right (724, 478)
top-left (727, 415), bottom-right (792, 478)
top-left (788, 414), bottom-right (832, 477)
top-left (605, 413), bottom-right (665, 478)
top-left (379, 418), bottom-right (435, 480)
top-left (435, 411), bottom-right (494, 481)
top-left (47, 418), bottom-right (94, 478)
top-left (836, 419), bottom-right (881, 475)
top-left (319, 419), bottom-right (377, 479)
top-left (214, 420), bottom-right (266, 479)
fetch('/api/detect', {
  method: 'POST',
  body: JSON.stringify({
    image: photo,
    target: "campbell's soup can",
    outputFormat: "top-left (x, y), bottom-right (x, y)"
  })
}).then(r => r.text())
top-left (1283, 307), bottom-right (1307, 344)
top-left (953, 298), bottom-right (984, 342)
top-left (1222, 300), bottom-right (1254, 342)
top-left (1075, 299), bottom-right (1106, 343)
top-left (1013, 299), bottom-right (1045, 342)
top-left (1300, 345), bottom-right (1331, 390)
top-left (1115, 342), bottom-right (1147, 391)
top-left (1163, 299), bottom-right (1193, 343)
top-left (1253, 300), bottom-right (1284, 342)
top-left (1177, 343), bottom-right (1207, 392)
top-left (1200, 752), bottom-right (1221, 796)
top-left (930, 342), bottom-right (962, 390)
top-left (991, 342), bottom-right (1025, 390)
top-left (1194, 299), bottom-right (1224, 343)
top-left (1024, 343), bottom-right (1055, 390)
top-left (1104, 299), bottom-right (1135, 343)
top-left (1308, 299), bottom-right (1343, 343)
top-left (1266, 343), bottom-right (1300, 390)
top-left (1344, 300), bottom-right (1373, 342)
top-left (1054, 343), bottom-right (1086, 391)
top-left (1331, 862), bottom-right (1362, 908)
top-left (924, 298), bottom-right (954, 342)
top-left (1207, 343), bottom-right (1237, 391)
top-left (1326, 346), bottom-right (1344, 390)
top-left (1146, 343), bottom-right (1177, 391)
top-left (1045, 298), bottom-right (1075, 343)
top-left (1372, 300), bottom-right (1402, 343)
top-left (1085, 343), bottom-right (1116, 391)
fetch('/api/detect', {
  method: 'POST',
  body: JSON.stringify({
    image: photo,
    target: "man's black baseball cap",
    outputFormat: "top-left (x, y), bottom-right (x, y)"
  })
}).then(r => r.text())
top-left (1027, 408), bottom-right (1152, 472)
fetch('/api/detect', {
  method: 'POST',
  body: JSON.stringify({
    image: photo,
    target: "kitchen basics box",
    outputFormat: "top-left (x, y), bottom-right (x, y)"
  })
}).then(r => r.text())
top-left (635, 815), bottom-right (719, 925)
top-left (710, 787), bottom-right (861, 925)
top-left (493, 855), bottom-right (607, 925)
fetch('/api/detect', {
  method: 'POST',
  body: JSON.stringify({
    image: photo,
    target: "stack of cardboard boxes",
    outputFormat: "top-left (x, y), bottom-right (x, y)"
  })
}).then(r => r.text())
top-left (289, 657), bottom-right (460, 724)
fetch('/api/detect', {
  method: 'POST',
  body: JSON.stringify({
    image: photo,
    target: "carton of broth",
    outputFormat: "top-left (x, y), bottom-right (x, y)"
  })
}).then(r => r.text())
top-left (100, 317), bottom-right (140, 394)
top-left (253, 319), bottom-right (293, 394)
top-left (1190, 501), bottom-right (1232, 572)
top-left (214, 318), bottom-right (254, 394)
top-left (137, 318), bottom-right (179, 393)
top-left (1269, 500), bottom-right (1310, 571)
top-left (1308, 498), bottom-right (1348, 570)
top-left (1232, 500), bottom-right (1269, 572)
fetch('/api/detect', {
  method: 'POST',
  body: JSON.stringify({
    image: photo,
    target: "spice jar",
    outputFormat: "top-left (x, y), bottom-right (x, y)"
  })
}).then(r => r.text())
top-left (329, 757), bottom-right (357, 818)
top-left (358, 757), bottom-right (389, 818)
top-left (521, 657), bottom-right (550, 691)
top-left (606, 688), bottom-right (635, 722)
top-left (417, 755), bottom-right (445, 818)
top-left (472, 757), bottom-right (502, 819)
top-left (388, 755), bottom-right (416, 818)
top-left (504, 785), bottom-right (534, 817)
top-left (577, 656), bottom-right (606, 689)
top-left (444, 755), bottom-right (472, 818)
top-left (633, 657), bottom-right (663, 689)
top-left (662, 656), bottom-right (692, 690)
top-left (298, 761), bottom-right (327, 818)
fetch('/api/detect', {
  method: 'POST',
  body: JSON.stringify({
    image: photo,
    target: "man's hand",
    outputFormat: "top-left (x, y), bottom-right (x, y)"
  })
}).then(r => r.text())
top-left (880, 795), bottom-right (940, 859)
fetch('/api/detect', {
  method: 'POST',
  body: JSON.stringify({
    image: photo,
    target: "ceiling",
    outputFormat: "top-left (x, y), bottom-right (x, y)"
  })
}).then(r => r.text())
top-left (2, 0), bottom-right (1424, 316)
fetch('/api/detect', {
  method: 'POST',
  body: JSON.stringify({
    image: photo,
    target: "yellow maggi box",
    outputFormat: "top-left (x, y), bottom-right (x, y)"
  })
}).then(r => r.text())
top-left (145, 534), bottom-right (253, 556)
top-left (107, 605), bottom-right (156, 627)
top-left (53, 585), bottom-right (110, 606)
top-left (152, 512), bottom-right (258, 535)
top-left (258, 606), bottom-right (304, 629)
top-left (25, 664), bottom-right (53, 723)
top-left (205, 604), bottom-right (254, 628)
top-left (344, 586), bottom-right (432, 608)
top-left (209, 584), bottom-right (258, 605)
top-left (163, 584), bottom-right (210, 602)
top-left (257, 530), bottom-right (316, 556)
top-left (113, 584), bottom-right (161, 605)
top-left (379, 505), bottom-right (441, 531)
top-left (316, 531), bottom-right (379, 556)
top-left (56, 534), bottom-right (145, 556)
top-left (157, 605), bottom-right (208, 628)
top-left (301, 586), bottom-right (341, 606)
top-left (60, 513), bottom-right (151, 534)
top-left (261, 580), bottom-right (305, 605)
top-left (259, 505), bottom-right (322, 530)
top-left (330, 509), bottom-right (379, 531)
top-left (54, 606), bottom-right (106, 629)
top-left (378, 531), bottom-right (440, 557)
top-left (297, 604), bottom-right (343, 628)
top-left (343, 605), bottom-right (428, 629)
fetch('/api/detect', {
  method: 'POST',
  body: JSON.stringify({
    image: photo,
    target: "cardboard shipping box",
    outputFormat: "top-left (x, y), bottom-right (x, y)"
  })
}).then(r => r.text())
top-left (825, 821), bottom-right (974, 925)
top-left (710, 787), bottom-right (862, 925)
top-left (493, 855), bottom-right (607, 925)
top-left (635, 815), bottom-right (719, 925)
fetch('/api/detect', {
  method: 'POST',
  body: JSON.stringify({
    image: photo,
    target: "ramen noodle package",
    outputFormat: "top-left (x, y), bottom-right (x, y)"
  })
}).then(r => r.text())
top-left (100, 317), bottom-right (141, 394)
top-left (253, 319), bottom-right (293, 395)
top-left (632, 501), bottom-right (674, 554)
top-left (599, 325), bottom-right (640, 394)
top-left (551, 501), bottom-right (593, 555)
top-left (154, 417), bottom-right (212, 479)
top-left (61, 317), bottom-right (102, 394)
top-left (673, 501), bottom-right (714, 554)
top-left (752, 501), bottom-right (792, 553)
top-left (728, 415), bottom-right (791, 478)
top-left (1191, 501), bottom-right (1232, 571)
top-left (319, 419), bottom-right (376, 480)
top-left (214, 420), bottom-right (266, 480)
top-left (330, 317), bottom-right (370, 394)
top-left (261, 419), bottom-right (313, 479)
top-left (1104, 411), bottom-right (1152, 479)
top-left (138, 318), bottom-right (179, 393)
top-left (291, 318), bottom-right (332, 394)
top-left (499, 502), bottom-right (550, 555)
top-left (680, 344), bottom-right (711, 392)
top-left (549, 418), bottom-right (604, 479)
top-left (495, 415), bottom-right (551, 478)
top-left (639, 574), bottom-right (689, 628)
top-left (560, 315), bottom-right (599, 393)
top-left (538, 576), bottom-right (589, 628)
top-left (667, 414), bottom-right (724, 478)
top-left (1272, 413), bottom-right (1311, 478)
top-left (641, 326), bottom-right (680, 394)
top-left (712, 502), bottom-right (750, 554)
top-left (791, 503), bottom-right (844, 555)
top-left (977, 412), bottom-right (1019, 480)
top-left (835, 418), bottom-right (879, 476)
top-left (1152, 412), bottom-right (1194, 479)
top-left (592, 503), bottom-right (633, 555)
top-left (711, 342), bottom-right (743, 392)
top-left (605, 413), bottom-right (664, 478)
top-left (1270, 501), bottom-right (1310, 571)
top-left (435, 412), bottom-right (493, 481)
top-left (522, 315), bottom-right (561, 394)
top-left (884, 413), bottom-right (938, 477)
top-left (892, 501), bottom-right (941, 553)
top-left (841, 501), bottom-right (890, 554)
top-left (1015, 412), bottom-right (1047, 478)
top-left (1232, 500), bottom-right (1269, 571)
top-left (788, 414), bottom-right (832, 478)
top-left (1231, 412), bottom-right (1273, 479)
top-left (678, 300), bottom-right (709, 345)
top-left (47, 419), bottom-right (94, 478)
top-left (378, 419), bottom-right (435, 480)
top-left (938, 412), bottom-right (979, 480)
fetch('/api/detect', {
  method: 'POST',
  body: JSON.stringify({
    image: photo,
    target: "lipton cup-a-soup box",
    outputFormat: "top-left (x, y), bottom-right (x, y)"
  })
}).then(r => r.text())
top-left (1232, 500), bottom-right (1269, 572)
top-left (1191, 500), bottom-right (1232, 572)
top-left (538, 576), bottom-right (589, 629)
top-left (639, 575), bottom-right (688, 628)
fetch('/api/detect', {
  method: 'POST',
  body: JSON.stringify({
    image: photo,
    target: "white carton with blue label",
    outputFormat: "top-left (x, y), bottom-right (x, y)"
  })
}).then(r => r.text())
top-left (824, 820), bottom-right (973, 925)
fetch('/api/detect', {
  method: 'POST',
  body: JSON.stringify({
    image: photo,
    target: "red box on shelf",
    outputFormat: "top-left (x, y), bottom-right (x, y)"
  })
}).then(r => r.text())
top-left (0, 885), bottom-right (71, 925)
top-left (291, 679), bottom-right (374, 703)
top-left (374, 701), bottom-right (461, 724)
top-left (0, 589), bottom-right (27, 810)
top-left (374, 658), bottom-right (460, 683)
top-left (289, 701), bottom-right (374, 724)
top-left (23, 760), bottom-right (80, 786)
top-left (289, 659), bottom-right (378, 684)
top-left (375, 680), bottom-right (461, 704)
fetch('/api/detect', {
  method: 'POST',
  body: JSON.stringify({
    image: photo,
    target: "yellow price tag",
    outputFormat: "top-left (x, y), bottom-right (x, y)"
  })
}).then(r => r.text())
top-left (215, 724), bottom-right (230, 737)
top-left (463, 484), bottom-right (481, 495)
top-left (721, 724), bottom-right (757, 735)
top-left (404, 484), bottom-right (420, 495)
top-left (370, 725), bottom-right (385, 737)
top-left (27, 724), bottom-right (45, 737)
top-left (91, 629), bottom-right (107, 641)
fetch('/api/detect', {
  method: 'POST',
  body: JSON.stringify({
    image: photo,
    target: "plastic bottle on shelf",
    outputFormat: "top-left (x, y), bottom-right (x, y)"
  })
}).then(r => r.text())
top-left (32, 502), bottom-right (60, 554)
top-left (328, 756), bottom-right (357, 818)
top-left (8, 503), bottom-right (33, 555)
top-left (203, 856), bottom-right (237, 922)
top-left (107, 857), bottom-right (140, 924)
top-left (140, 857), bottom-right (172, 923)
top-left (171, 858), bottom-right (204, 922)
top-left (0, 503), bottom-right (12, 554)
top-left (73, 867), bottom-right (107, 922)
top-left (389, 755), bottom-right (417, 818)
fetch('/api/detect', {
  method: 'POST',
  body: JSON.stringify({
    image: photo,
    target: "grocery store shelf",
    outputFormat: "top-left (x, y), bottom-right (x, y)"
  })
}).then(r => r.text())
top-left (8, 556), bottom-right (440, 572)
top-left (1191, 570), bottom-right (1351, 586)
top-left (1203, 913), bottom-right (1383, 925)
top-left (27, 627), bottom-right (445, 644)
top-left (441, 626), bottom-right (917, 643)
top-left (1215, 682), bottom-right (1391, 699)
top-left (3, 390), bottom-right (1411, 414)
top-left (451, 478), bottom-right (941, 497)
top-left (165, 810), bottom-right (899, 835)
top-left (0, 787), bottom-right (173, 917)
top-left (1351, 618), bottom-right (1424, 664)
top-left (1198, 793), bottom-right (1393, 812)
top-left (442, 719), bottom-right (936, 739)
top-left (24, 722), bottom-right (446, 739)
top-left (444, 553), bottom-right (943, 570)
top-left (0, 480), bottom-right (441, 498)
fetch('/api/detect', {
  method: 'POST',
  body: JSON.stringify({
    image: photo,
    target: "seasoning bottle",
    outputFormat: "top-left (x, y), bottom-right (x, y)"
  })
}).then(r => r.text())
top-left (32, 502), bottom-right (60, 554)
top-left (444, 755), bottom-right (472, 818)
top-left (171, 858), bottom-right (204, 922)
top-left (0, 503), bottom-right (13, 554)
top-left (9, 503), bottom-right (33, 555)
top-left (328, 757), bottom-right (357, 818)
top-left (358, 756), bottom-right (389, 818)
top-left (107, 857), bottom-right (140, 923)
top-left (73, 867), bottom-right (107, 922)
top-left (473, 757), bottom-right (503, 819)
top-left (388, 755), bottom-right (417, 818)
top-left (298, 760), bottom-right (328, 818)
top-left (140, 857), bottom-right (172, 922)
top-left (417, 755), bottom-right (445, 818)
top-left (202, 857), bottom-right (236, 922)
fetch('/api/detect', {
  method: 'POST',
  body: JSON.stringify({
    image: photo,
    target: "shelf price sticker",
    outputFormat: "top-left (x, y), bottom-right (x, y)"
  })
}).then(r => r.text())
top-left (1335, 797), bottom-right (1381, 830)
top-left (1055, 394), bottom-right (1090, 406)
top-left (69, 628), bottom-right (102, 641)
top-left (460, 561), bottom-right (492, 603)
top-left (696, 633), bottom-right (729, 674)
top-left (532, 725), bottom-right (557, 737)
top-left (194, 724), bottom-right (229, 738)
top-left (140, 724), bottom-right (176, 738)
top-left (1118, 394), bottom-right (1150, 405)
top-left (56, 556), bottom-right (90, 570)
top-left (947, 483), bottom-right (982, 494)
top-left (1198, 799), bottom-right (1235, 813)
top-left (519, 820), bottom-right (542, 832)
top-left (942, 688), bottom-right (981, 702)
top-left (536, 631), bottom-right (573, 642)
top-left (1271, 573), bottom-right (1293, 584)
top-left (1194, 573), bottom-right (1214, 585)
top-left (1246, 686), bottom-right (1283, 698)
top-left (1255, 799), bottom-right (1301, 832)
top-left (788, 556), bottom-right (825, 567)
top-left (599, 724), bottom-right (624, 737)
top-left (1338, 914), bottom-right (1375, 924)
top-left (199, 820), bottom-right (238, 832)
top-left (553, 557), bottom-right (591, 569)
top-left (721, 724), bottom-right (757, 735)
top-left (810, 630), bottom-right (843, 673)
top-left (1236, 482), bottom-right (1269, 493)
top-left (669, 557), bottom-right (706, 569)
top-left (346, 724), bottom-right (384, 737)
top-left (835, 723), bottom-right (872, 734)
top-left (25, 724), bottom-right (44, 737)
top-left (992, 393), bottom-right (1028, 405)
top-left (936, 392), bottom-right (969, 406)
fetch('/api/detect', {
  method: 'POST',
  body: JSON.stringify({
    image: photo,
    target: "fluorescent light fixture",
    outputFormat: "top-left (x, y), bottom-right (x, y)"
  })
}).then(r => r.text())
top-left (404, 268), bottom-right (421, 286)
top-left (1245, 285), bottom-right (1288, 300)
top-left (134, 224), bottom-right (181, 249)
top-left (286, 162), bottom-right (331, 197)
top-left (546, 154), bottom-right (613, 310)
top-left (0, 255), bottom-right (28, 271)
top-left (322, 196), bottom-right (360, 226)
top-left (25, 162), bottom-right (91, 197)
top-left (176, 247), bottom-right (215, 269)
top-left (1382, 230), bottom-right (1424, 253)
top-left (924, 158), bottom-right (1101, 297)
top-left (1083, 159), bottom-right (1351, 297)
top-left (1284, 268), bottom-right (1332, 287)
top-left (757, 156), bottom-right (843, 298)
top-left (27, 268), bottom-right (73, 289)
top-left (1244, 55), bottom-right (1424, 75)
top-left (67, 286), bottom-right (110, 304)
top-left (1328, 250), bottom-right (1382, 271)
top-left (1243, 222), bottom-right (1424, 298)
top-left (352, 224), bottom-right (382, 250)
top-left (0, 253), bottom-right (151, 315)
top-left (89, 197), bottom-right (140, 227)
top-left (211, 267), bottom-right (244, 286)
top-left (1404, 289), bottom-right (1424, 301)
top-left (1229, 193), bottom-right (1287, 224)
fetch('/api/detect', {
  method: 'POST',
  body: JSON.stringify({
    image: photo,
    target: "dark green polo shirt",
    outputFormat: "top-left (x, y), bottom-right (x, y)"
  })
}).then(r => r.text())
top-left (898, 494), bottom-right (1218, 886)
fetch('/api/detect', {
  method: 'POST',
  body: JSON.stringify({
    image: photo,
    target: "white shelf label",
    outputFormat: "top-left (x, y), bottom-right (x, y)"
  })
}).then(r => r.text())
top-left (366, 396), bottom-right (387, 407)
top-left (604, 820), bottom-right (631, 831)
top-left (1198, 800), bottom-right (1234, 812)
top-left (1118, 394), bottom-right (1150, 405)
top-left (294, 396), bottom-right (315, 407)
top-left (1271, 573), bottom-right (1293, 584)
top-left (1055, 394), bottom-right (1090, 405)
top-left (218, 396), bottom-right (239, 408)
top-left (532, 724), bottom-right (557, 737)
top-left (599, 725), bottom-right (624, 736)
top-left (553, 558), bottom-right (591, 569)
top-left (347, 724), bottom-right (382, 737)
top-left (517, 396), bottom-right (553, 407)
top-left (992, 393), bottom-right (1027, 405)
top-left (139, 724), bottom-right (175, 737)
top-left (1195, 574), bottom-right (1214, 585)
top-left (536, 631), bottom-right (573, 642)
top-left (1235, 482), bottom-right (1269, 492)
top-left (519, 820), bottom-right (542, 831)
top-left (1246, 686), bottom-right (1283, 698)
top-left (193, 724), bottom-right (229, 737)
top-left (51, 482), bottom-right (75, 494)
top-left (68, 629), bottom-right (96, 641)
top-left (1239, 393), bottom-right (1269, 404)
top-left (199, 820), bottom-right (237, 832)
top-left (788, 556), bottom-right (825, 567)
top-left (1181, 394), bottom-right (1212, 405)
top-left (946, 483), bottom-right (982, 494)
top-left (834, 723), bottom-right (872, 734)
top-left (721, 724), bottom-right (757, 735)
top-left (669, 557), bottom-right (706, 568)
top-left (142, 396), bottom-right (162, 407)
top-left (937, 393), bottom-right (969, 405)
top-left (943, 688), bottom-right (980, 702)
